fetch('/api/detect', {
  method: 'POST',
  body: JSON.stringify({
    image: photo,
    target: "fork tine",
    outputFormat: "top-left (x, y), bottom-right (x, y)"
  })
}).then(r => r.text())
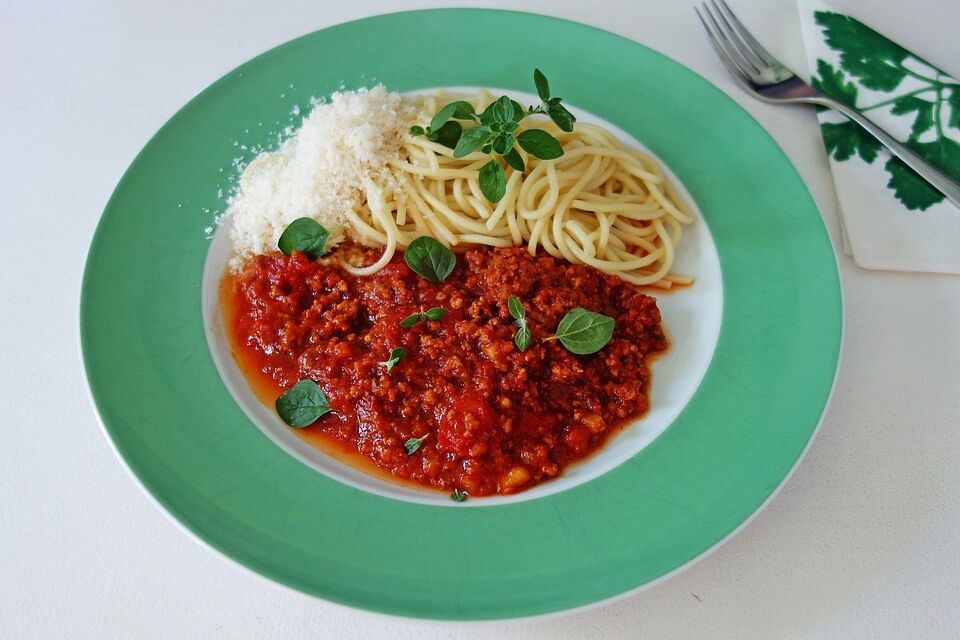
top-left (707, 0), bottom-right (765, 72)
top-left (713, 0), bottom-right (781, 68)
top-left (696, 5), bottom-right (758, 83)
top-left (701, 2), bottom-right (762, 78)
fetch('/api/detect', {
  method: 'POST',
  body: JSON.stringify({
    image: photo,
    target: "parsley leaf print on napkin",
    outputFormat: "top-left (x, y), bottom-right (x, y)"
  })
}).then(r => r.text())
top-left (810, 11), bottom-right (960, 211)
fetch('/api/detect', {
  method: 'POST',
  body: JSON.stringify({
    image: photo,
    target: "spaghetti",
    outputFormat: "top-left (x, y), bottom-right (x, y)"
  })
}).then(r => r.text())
top-left (341, 91), bottom-right (693, 288)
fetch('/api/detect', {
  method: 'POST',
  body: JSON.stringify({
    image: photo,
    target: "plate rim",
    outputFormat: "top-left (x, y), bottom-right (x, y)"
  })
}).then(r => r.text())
top-left (79, 342), bottom-right (844, 624)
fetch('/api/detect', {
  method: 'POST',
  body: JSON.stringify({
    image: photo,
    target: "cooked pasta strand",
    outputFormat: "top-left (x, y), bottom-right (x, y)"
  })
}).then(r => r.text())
top-left (336, 91), bottom-right (692, 286)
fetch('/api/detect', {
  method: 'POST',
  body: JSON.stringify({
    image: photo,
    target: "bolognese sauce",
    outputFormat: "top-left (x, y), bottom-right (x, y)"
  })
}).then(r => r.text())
top-left (224, 246), bottom-right (667, 496)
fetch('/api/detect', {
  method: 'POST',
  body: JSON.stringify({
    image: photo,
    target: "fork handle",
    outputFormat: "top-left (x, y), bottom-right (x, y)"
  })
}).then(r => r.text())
top-left (814, 95), bottom-right (960, 209)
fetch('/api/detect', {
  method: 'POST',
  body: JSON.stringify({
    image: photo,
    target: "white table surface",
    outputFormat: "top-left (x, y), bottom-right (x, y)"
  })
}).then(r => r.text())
top-left (4, 0), bottom-right (959, 637)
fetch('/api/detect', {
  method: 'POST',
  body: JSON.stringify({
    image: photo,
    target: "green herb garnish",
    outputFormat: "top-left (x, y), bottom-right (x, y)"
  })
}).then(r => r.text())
top-left (453, 124), bottom-right (493, 158)
top-left (410, 101), bottom-right (476, 148)
top-left (429, 120), bottom-right (463, 148)
top-left (400, 307), bottom-right (447, 327)
top-left (516, 129), bottom-right (563, 160)
top-left (411, 69), bottom-right (576, 203)
top-left (431, 101), bottom-right (476, 130)
top-left (404, 434), bottom-right (428, 455)
top-left (277, 218), bottom-right (331, 259)
top-left (275, 380), bottom-right (331, 427)
top-left (502, 147), bottom-right (524, 172)
top-left (450, 489), bottom-right (468, 502)
top-left (380, 347), bottom-right (406, 374)
top-left (507, 295), bottom-right (531, 352)
top-left (478, 159), bottom-right (506, 203)
top-left (545, 308), bottom-right (615, 355)
top-left (404, 236), bottom-right (456, 283)
top-left (533, 68), bottom-right (550, 101)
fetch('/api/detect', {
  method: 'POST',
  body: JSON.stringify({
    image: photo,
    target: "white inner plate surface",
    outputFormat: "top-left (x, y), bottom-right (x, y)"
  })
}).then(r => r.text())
top-left (202, 88), bottom-right (723, 507)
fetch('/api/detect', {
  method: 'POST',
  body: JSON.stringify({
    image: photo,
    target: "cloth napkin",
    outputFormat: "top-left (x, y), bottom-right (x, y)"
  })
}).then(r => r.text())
top-left (797, 1), bottom-right (960, 274)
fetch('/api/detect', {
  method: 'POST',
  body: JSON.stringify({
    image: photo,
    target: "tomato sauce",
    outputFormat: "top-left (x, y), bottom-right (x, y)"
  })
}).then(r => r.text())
top-left (224, 246), bottom-right (667, 496)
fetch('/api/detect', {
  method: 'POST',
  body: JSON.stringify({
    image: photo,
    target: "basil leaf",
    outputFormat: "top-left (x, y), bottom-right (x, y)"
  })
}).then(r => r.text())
top-left (431, 120), bottom-right (463, 149)
top-left (404, 235), bottom-right (456, 283)
top-left (504, 121), bottom-right (518, 134)
top-left (429, 102), bottom-right (459, 132)
top-left (380, 346), bottom-right (406, 374)
top-left (425, 307), bottom-right (447, 321)
top-left (404, 434), bottom-right (428, 455)
top-left (410, 125), bottom-right (425, 136)
top-left (275, 380), bottom-right (331, 428)
top-left (515, 322), bottom-right (532, 352)
top-left (481, 143), bottom-right (493, 154)
top-left (548, 307), bottom-right (615, 355)
top-left (517, 129), bottom-right (564, 160)
top-left (453, 125), bottom-right (492, 158)
top-left (507, 295), bottom-right (525, 320)
top-left (534, 68), bottom-right (550, 101)
top-left (277, 218), bottom-right (331, 259)
top-left (450, 489), bottom-right (468, 502)
top-left (491, 95), bottom-right (514, 123)
top-left (400, 313), bottom-right (421, 328)
top-left (502, 147), bottom-right (525, 172)
top-left (547, 103), bottom-right (576, 132)
top-left (478, 159), bottom-right (506, 203)
top-left (492, 133), bottom-right (515, 155)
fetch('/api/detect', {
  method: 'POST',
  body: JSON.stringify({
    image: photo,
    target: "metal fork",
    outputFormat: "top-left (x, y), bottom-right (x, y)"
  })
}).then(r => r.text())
top-left (696, 0), bottom-right (960, 209)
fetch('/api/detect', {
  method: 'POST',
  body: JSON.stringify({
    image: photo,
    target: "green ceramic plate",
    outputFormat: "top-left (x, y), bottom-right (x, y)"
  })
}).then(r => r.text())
top-left (81, 9), bottom-right (840, 620)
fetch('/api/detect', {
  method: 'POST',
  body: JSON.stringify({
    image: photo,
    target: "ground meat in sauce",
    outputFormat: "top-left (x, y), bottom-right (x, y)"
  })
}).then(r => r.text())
top-left (228, 246), bottom-right (668, 496)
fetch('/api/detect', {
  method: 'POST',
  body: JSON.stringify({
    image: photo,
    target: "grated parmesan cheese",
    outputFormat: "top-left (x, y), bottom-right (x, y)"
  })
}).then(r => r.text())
top-left (226, 85), bottom-right (415, 270)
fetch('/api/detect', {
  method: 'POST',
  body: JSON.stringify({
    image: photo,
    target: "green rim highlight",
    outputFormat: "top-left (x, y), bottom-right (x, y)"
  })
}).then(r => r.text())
top-left (80, 9), bottom-right (840, 620)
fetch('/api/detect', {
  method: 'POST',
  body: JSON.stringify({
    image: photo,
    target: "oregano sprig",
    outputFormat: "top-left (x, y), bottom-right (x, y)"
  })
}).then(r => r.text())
top-left (277, 218), bottom-right (332, 259)
top-left (400, 307), bottom-right (447, 327)
top-left (545, 308), bottom-right (615, 355)
top-left (404, 236), bottom-right (456, 283)
top-left (379, 347), bottom-right (406, 374)
top-left (411, 68), bottom-right (576, 203)
top-left (275, 380), bottom-right (331, 428)
top-left (507, 295), bottom-right (531, 351)
top-left (404, 434), bottom-right (428, 455)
